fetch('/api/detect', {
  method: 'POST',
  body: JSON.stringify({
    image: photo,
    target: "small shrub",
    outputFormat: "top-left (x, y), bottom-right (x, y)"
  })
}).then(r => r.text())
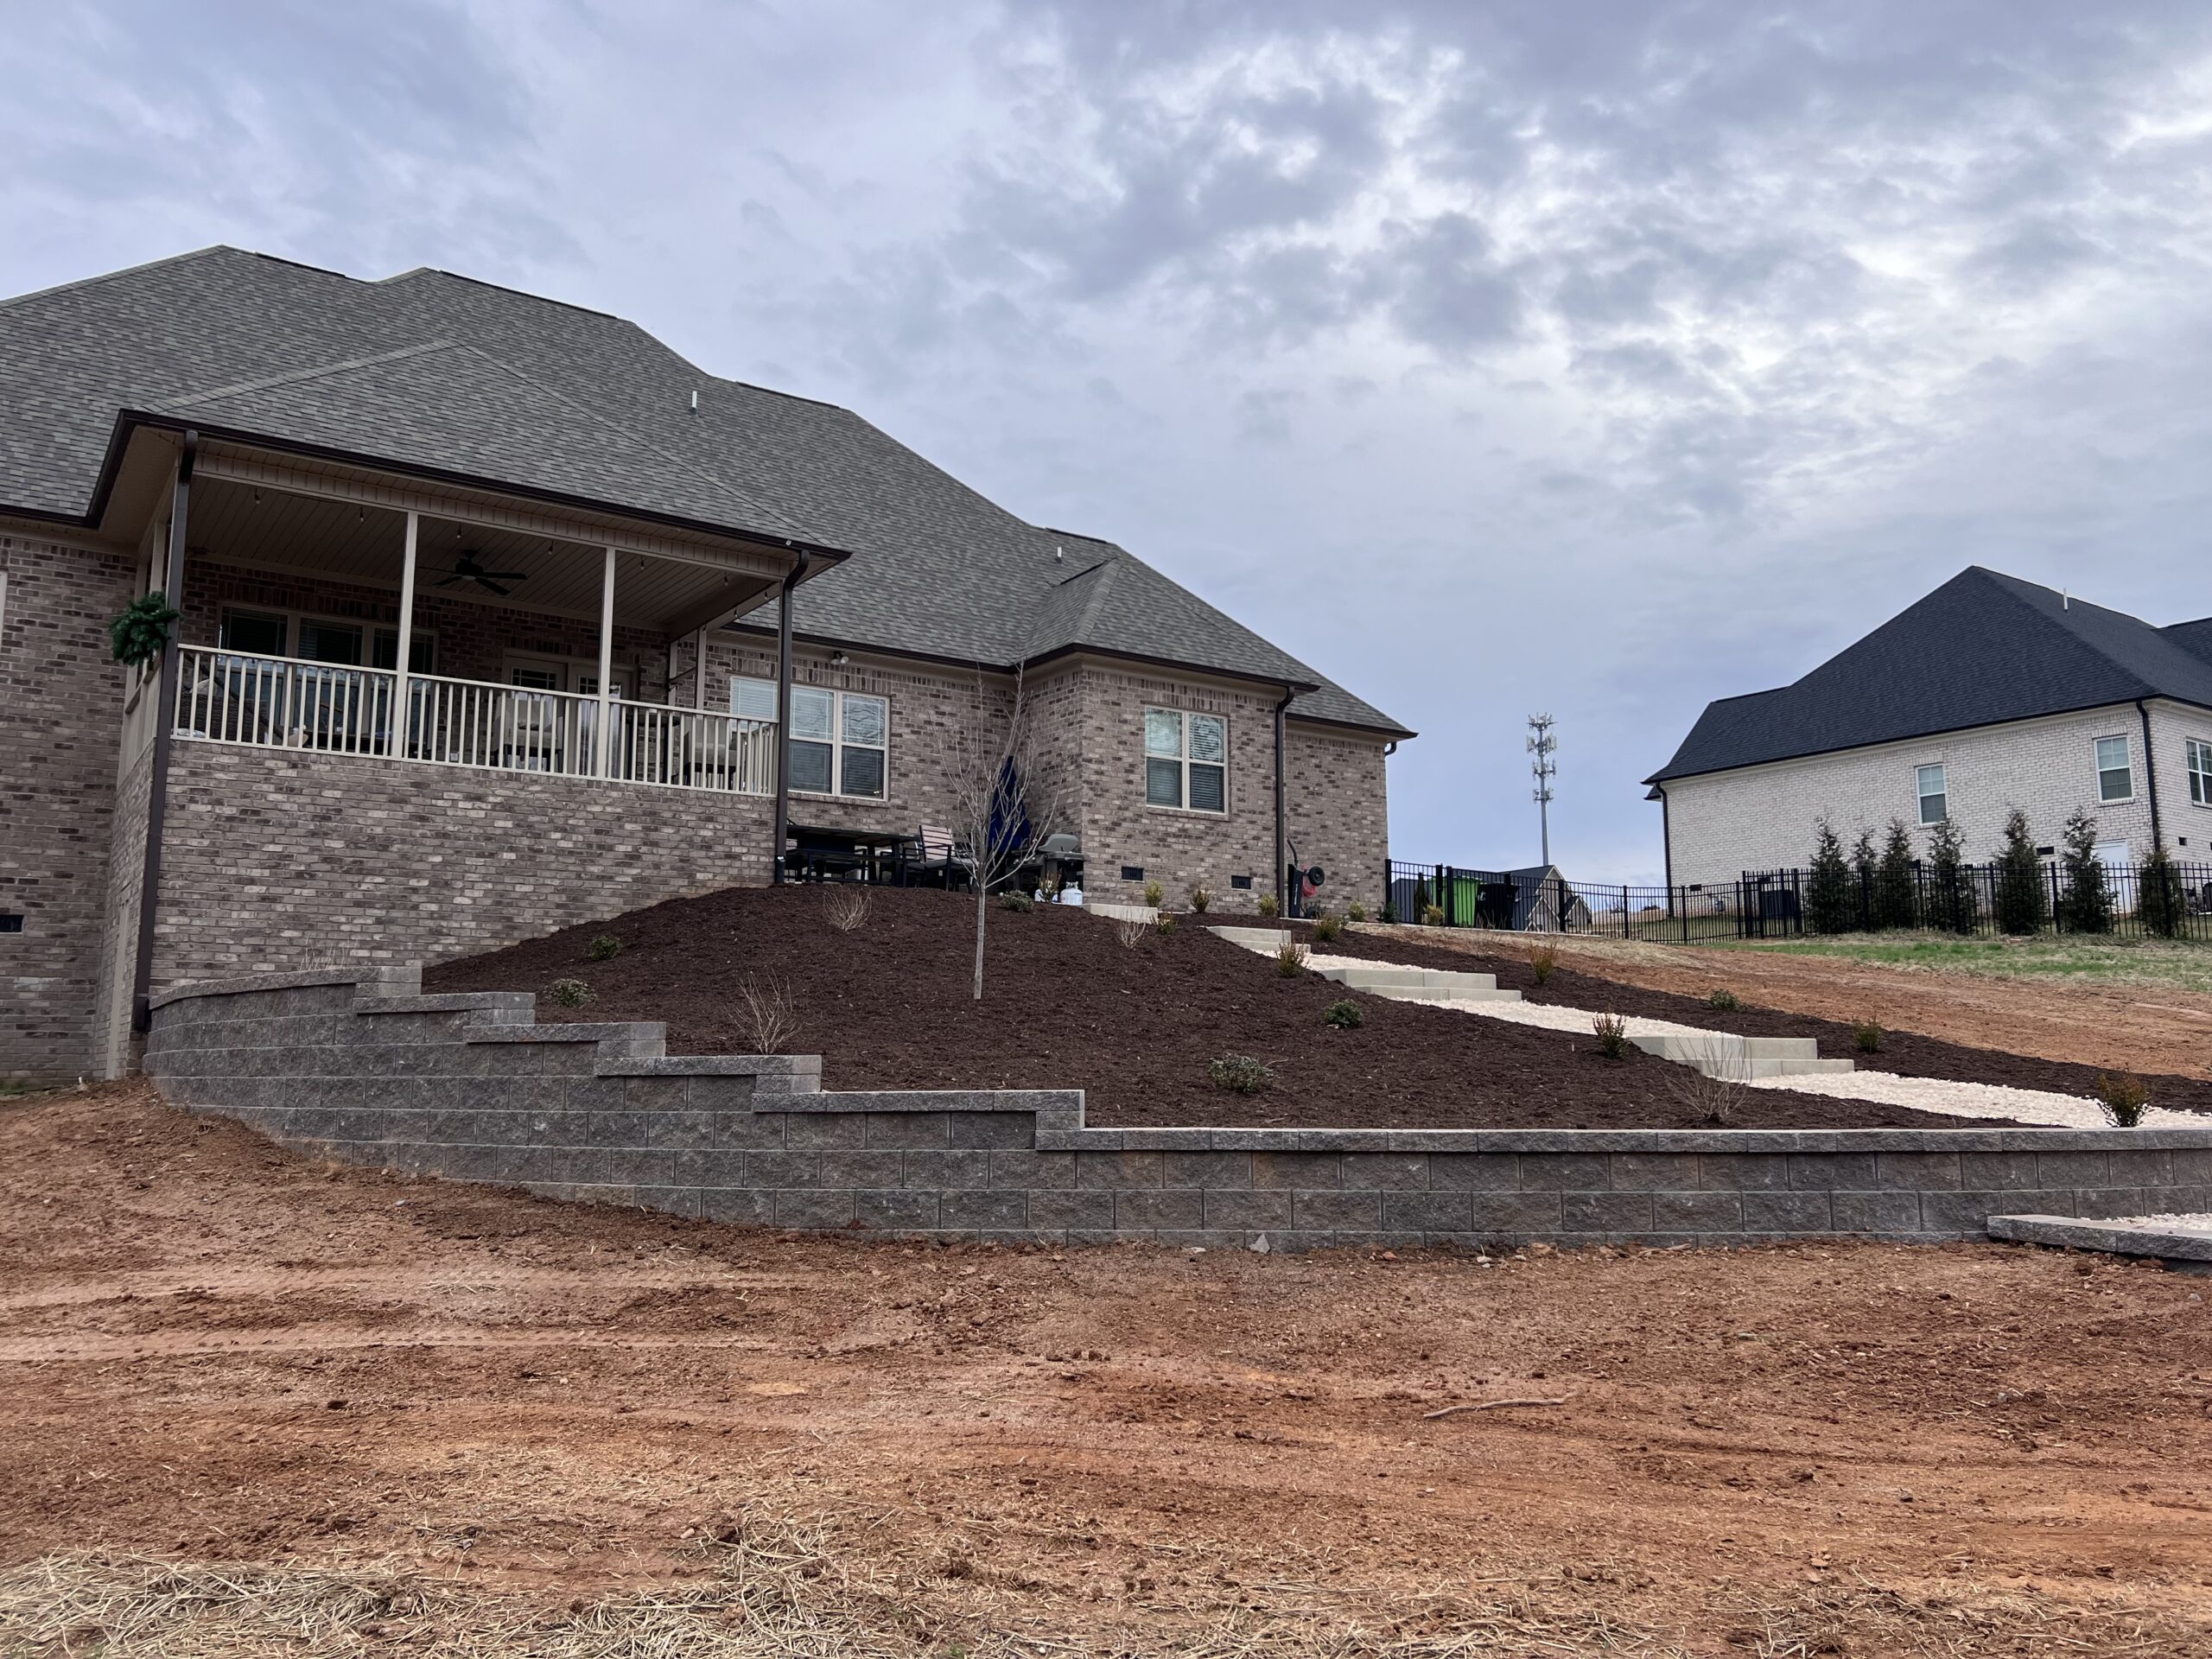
top-left (1345, 900), bottom-right (1367, 924)
top-left (736, 971), bottom-right (800, 1054)
top-left (2095, 1072), bottom-right (2152, 1128)
top-left (1592, 1011), bottom-right (1630, 1060)
top-left (1115, 913), bottom-right (1151, 949)
top-left (1155, 913), bottom-right (1177, 935)
top-left (999, 890), bottom-right (1034, 913)
top-left (1310, 912), bottom-right (1343, 944)
top-left (1324, 998), bottom-right (1363, 1029)
top-left (1420, 903), bottom-right (1445, 926)
top-left (1209, 1053), bottom-right (1274, 1095)
top-left (823, 887), bottom-right (873, 933)
top-left (587, 933), bottom-right (623, 962)
top-left (1275, 940), bottom-right (1310, 976)
top-left (1188, 885), bottom-right (1212, 914)
top-left (1852, 1016), bottom-right (1884, 1054)
top-left (546, 978), bottom-right (593, 1008)
top-left (1707, 988), bottom-right (1740, 1012)
top-left (1142, 879), bottom-right (1164, 909)
top-left (1256, 892), bottom-right (1281, 918)
top-left (1380, 900), bottom-right (1398, 924)
top-left (1529, 943), bottom-right (1558, 985)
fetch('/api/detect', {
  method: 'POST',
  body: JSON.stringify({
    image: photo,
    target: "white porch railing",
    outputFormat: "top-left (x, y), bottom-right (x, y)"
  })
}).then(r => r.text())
top-left (172, 645), bottom-right (774, 796)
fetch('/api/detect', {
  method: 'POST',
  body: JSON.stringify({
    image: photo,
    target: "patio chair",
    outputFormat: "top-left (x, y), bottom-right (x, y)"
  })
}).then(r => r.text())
top-left (907, 823), bottom-right (974, 890)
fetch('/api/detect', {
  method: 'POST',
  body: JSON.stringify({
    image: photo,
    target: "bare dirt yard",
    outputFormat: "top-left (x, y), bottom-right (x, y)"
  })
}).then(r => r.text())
top-left (1347, 924), bottom-right (2212, 1089)
top-left (7, 1081), bottom-right (2212, 1656)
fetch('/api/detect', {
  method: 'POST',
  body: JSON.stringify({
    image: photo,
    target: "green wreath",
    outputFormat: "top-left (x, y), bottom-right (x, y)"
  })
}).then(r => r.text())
top-left (109, 591), bottom-right (181, 668)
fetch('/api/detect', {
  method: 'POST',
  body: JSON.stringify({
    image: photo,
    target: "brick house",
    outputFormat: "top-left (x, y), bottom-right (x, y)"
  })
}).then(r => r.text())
top-left (1648, 567), bottom-right (2212, 887)
top-left (0, 248), bottom-right (1409, 1083)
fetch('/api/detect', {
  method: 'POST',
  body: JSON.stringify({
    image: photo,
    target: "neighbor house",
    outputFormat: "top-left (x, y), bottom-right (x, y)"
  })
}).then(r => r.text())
top-left (1647, 568), bottom-right (2212, 888)
top-left (0, 248), bottom-right (1408, 1083)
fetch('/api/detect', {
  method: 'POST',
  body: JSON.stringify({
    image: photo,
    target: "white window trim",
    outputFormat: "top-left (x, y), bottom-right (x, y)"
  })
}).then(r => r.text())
top-left (2187, 736), bottom-right (2212, 809)
top-left (1914, 761), bottom-right (1947, 826)
top-left (2094, 734), bottom-right (2135, 805)
top-left (220, 602), bottom-right (437, 675)
top-left (733, 675), bottom-right (891, 801)
top-left (1144, 707), bottom-right (1230, 817)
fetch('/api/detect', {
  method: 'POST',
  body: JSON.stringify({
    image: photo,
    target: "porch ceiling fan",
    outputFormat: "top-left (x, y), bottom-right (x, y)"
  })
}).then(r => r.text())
top-left (433, 550), bottom-right (530, 598)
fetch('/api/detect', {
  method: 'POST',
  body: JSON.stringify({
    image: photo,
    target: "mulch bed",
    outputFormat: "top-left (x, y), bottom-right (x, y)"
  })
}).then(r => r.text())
top-left (423, 887), bottom-right (2006, 1132)
top-left (1301, 923), bottom-right (2212, 1116)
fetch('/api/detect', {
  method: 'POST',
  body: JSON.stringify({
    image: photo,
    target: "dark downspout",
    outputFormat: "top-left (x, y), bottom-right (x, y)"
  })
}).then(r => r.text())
top-left (2136, 699), bottom-right (2164, 854)
top-left (1657, 785), bottom-right (1673, 894)
top-left (770, 551), bottom-right (812, 883)
top-left (1273, 687), bottom-right (1295, 915)
top-left (130, 429), bottom-right (196, 1035)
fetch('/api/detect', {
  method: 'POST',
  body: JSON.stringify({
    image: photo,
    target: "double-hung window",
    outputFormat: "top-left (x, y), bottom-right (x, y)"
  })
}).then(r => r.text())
top-left (1915, 762), bottom-right (1947, 825)
top-left (732, 676), bottom-right (887, 798)
top-left (2188, 737), bottom-right (2212, 808)
top-left (2095, 734), bottom-right (2133, 803)
top-left (1145, 709), bottom-right (1227, 813)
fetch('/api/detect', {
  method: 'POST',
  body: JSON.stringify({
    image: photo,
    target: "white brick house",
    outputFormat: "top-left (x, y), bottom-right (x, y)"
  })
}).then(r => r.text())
top-left (1648, 569), bottom-right (2212, 887)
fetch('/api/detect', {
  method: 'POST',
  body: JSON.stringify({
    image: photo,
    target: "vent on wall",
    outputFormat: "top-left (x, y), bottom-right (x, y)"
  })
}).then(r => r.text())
top-left (0, 913), bottom-right (22, 933)
top-left (1120, 865), bottom-right (1145, 881)
top-left (1230, 874), bottom-right (1254, 890)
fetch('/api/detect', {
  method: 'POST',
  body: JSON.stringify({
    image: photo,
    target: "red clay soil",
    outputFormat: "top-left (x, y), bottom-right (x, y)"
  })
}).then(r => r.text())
top-left (1307, 923), bottom-right (2212, 1115)
top-left (423, 887), bottom-right (1991, 1131)
top-left (4, 1083), bottom-right (2210, 1655)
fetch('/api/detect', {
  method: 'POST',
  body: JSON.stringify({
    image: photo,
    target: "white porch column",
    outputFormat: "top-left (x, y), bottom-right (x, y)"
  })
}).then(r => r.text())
top-left (693, 626), bottom-right (706, 710)
top-left (596, 545), bottom-right (617, 778)
top-left (393, 512), bottom-right (418, 760)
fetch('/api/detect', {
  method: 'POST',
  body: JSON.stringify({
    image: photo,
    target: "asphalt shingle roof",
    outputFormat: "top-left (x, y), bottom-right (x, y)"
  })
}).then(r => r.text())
top-left (0, 246), bottom-right (1405, 735)
top-left (1649, 567), bottom-right (2212, 783)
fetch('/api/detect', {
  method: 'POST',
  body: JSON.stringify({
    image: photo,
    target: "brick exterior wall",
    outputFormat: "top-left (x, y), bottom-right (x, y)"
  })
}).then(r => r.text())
top-left (89, 746), bottom-right (155, 1080)
top-left (149, 968), bottom-right (2212, 1250)
top-left (1, 528), bottom-right (139, 1082)
top-left (1284, 726), bottom-right (1390, 916)
top-left (145, 745), bottom-right (772, 994)
top-left (1661, 699), bottom-right (2212, 888)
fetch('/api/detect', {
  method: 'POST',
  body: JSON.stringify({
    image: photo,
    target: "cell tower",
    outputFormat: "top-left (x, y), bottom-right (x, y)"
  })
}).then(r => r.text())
top-left (1527, 714), bottom-right (1556, 868)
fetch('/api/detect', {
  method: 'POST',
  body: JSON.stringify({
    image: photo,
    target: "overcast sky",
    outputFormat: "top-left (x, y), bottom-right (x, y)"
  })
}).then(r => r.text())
top-left (8, 2), bottom-right (2210, 880)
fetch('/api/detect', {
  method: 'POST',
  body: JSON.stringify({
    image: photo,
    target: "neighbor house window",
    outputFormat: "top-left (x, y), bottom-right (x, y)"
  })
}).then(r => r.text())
top-left (1146, 709), bottom-right (1227, 812)
top-left (1915, 763), bottom-right (1947, 825)
top-left (732, 676), bottom-right (887, 798)
top-left (2189, 738), bottom-right (2212, 807)
top-left (2095, 734), bottom-right (2133, 803)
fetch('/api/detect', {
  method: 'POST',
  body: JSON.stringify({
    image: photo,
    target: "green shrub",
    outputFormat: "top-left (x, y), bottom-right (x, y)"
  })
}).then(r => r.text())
top-left (1142, 879), bottom-right (1164, 909)
top-left (2056, 806), bottom-right (2113, 934)
top-left (1420, 903), bottom-right (1445, 926)
top-left (1275, 941), bottom-right (1310, 976)
top-left (999, 890), bottom-right (1034, 913)
top-left (1592, 1011), bottom-right (1629, 1060)
top-left (1707, 988), bottom-right (1740, 1012)
top-left (1256, 892), bottom-right (1281, 918)
top-left (1923, 817), bottom-right (1979, 935)
top-left (1529, 943), bottom-right (1557, 985)
top-left (2096, 1072), bottom-right (2151, 1128)
top-left (1345, 900), bottom-right (1367, 924)
top-left (2139, 845), bottom-right (2185, 940)
top-left (546, 978), bottom-right (594, 1008)
top-left (1806, 818), bottom-right (1854, 935)
top-left (1852, 1016), bottom-right (1884, 1054)
top-left (1310, 912), bottom-right (1342, 944)
top-left (1155, 914), bottom-right (1177, 936)
top-left (1379, 900), bottom-right (1398, 924)
top-left (1209, 1054), bottom-right (1274, 1094)
top-left (1992, 808), bottom-right (2049, 936)
top-left (587, 933), bottom-right (623, 962)
top-left (1188, 885), bottom-right (1212, 914)
top-left (1874, 819), bottom-right (1919, 931)
top-left (1324, 999), bottom-right (1363, 1029)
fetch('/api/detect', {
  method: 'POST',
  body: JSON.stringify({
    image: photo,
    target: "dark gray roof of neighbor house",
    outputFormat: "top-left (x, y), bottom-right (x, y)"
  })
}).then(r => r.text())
top-left (1649, 566), bottom-right (2212, 784)
top-left (0, 245), bottom-right (1406, 736)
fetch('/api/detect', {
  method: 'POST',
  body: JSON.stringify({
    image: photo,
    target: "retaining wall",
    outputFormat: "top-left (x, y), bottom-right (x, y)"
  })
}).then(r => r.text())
top-left (145, 969), bottom-right (2212, 1250)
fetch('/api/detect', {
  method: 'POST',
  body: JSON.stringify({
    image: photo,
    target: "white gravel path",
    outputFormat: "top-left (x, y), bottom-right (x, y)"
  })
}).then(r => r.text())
top-left (1298, 947), bottom-right (2204, 1128)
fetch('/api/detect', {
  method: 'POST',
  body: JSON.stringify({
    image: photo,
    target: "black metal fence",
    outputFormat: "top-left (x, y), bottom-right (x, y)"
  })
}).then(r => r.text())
top-left (1382, 858), bottom-right (2212, 944)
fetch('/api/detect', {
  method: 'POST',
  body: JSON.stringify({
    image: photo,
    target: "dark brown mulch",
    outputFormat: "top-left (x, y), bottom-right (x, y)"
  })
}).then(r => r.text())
top-left (422, 887), bottom-right (2006, 1132)
top-left (1300, 923), bottom-right (2212, 1115)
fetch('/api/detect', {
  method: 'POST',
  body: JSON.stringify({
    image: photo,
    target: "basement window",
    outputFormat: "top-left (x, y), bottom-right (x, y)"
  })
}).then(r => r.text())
top-left (2095, 735), bottom-right (2133, 804)
top-left (1915, 763), bottom-right (1948, 825)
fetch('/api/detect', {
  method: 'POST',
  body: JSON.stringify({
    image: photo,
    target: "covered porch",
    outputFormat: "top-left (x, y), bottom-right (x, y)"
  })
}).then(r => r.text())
top-left (151, 440), bottom-right (809, 796)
